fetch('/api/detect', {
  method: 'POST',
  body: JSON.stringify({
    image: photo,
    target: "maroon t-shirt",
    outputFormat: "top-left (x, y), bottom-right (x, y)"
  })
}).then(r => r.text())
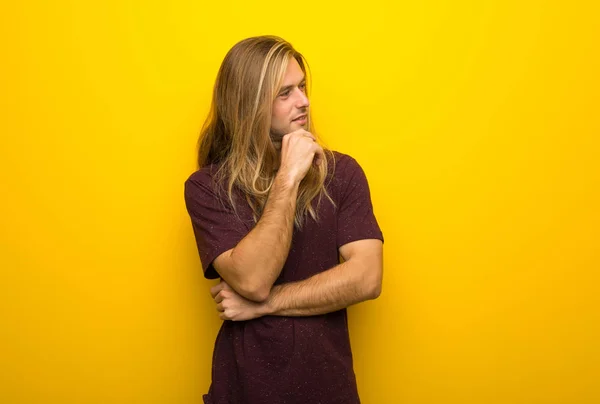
top-left (184, 151), bottom-right (383, 404)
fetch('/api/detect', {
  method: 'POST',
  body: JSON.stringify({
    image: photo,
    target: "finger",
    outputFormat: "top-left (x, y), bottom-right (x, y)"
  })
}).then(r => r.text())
top-left (221, 281), bottom-right (232, 291)
top-left (303, 133), bottom-right (316, 141)
top-left (214, 290), bottom-right (224, 303)
top-left (314, 145), bottom-right (325, 163)
top-left (216, 302), bottom-right (224, 312)
top-left (220, 312), bottom-right (233, 321)
top-left (210, 281), bottom-right (225, 298)
top-left (286, 129), bottom-right (314, 141)
top-left (288, 128), bottom-right (309, 136)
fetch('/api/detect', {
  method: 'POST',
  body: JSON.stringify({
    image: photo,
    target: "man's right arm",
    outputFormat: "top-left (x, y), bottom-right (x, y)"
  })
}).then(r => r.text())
top-left (211, 130), bottom-right (322, 302)
top-left (213, 173), bottom-right (297, 302)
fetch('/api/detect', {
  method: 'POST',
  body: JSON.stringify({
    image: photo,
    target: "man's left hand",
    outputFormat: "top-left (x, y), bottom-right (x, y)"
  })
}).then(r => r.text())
top-left (210, 281), bottom-right (268, 321)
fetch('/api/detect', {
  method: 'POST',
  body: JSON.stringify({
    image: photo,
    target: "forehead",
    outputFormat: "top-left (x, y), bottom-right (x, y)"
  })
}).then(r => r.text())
top-left (281, 57), bottom-right (305, 85)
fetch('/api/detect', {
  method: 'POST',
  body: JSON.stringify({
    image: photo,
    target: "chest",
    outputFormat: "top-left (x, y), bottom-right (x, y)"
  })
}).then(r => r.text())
top-left (276, 197), bottom-right (340, 283)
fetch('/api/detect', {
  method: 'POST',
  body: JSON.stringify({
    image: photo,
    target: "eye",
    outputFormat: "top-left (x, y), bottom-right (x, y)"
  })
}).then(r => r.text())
top-left (299, 82), bottom-right (306, 91)
top-left (279, 89), bottom-right (290, 98)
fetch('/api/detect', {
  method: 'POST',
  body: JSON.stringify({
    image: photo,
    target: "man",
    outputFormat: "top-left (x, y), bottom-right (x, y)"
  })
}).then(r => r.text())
top-left (184, 35), bottom-right (384, 404)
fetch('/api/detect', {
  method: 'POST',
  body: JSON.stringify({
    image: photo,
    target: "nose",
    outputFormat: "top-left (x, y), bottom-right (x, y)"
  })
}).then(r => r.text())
top-left (295, 89), bottom-right (310, 109)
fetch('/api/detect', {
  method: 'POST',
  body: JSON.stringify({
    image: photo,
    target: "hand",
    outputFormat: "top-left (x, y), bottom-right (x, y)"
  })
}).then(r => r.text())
top-left (210, 281), bottom-right (268, 321)
top-left (278, 129), bottom-right (324, 184)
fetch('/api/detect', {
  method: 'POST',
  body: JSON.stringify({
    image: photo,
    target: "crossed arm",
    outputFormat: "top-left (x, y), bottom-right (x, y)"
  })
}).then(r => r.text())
top-left (211, 238), bottom-right (383, 321)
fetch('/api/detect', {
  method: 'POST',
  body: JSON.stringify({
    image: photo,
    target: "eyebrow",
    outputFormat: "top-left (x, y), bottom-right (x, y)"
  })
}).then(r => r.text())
top-left (279, 77), bottom-right (306, 93)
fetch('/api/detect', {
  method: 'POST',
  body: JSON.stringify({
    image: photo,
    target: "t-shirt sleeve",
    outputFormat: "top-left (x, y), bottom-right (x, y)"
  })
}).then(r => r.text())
top-left (184, 173), bottom-right (250, 279)
top-left (336, 156), bottom-right (384, 248)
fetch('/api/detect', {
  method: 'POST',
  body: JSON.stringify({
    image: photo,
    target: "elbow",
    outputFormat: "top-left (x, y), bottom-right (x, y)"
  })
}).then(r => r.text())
top-left (366, 280), bottom-right (382, 300)
top-left (237, 281), bottom-right (271, 303)
top-left (245, 288), bottom-right (270, 303)
top-left (364, 267), bottom-right (383, 300)
top-left (225, 253), bottom-right (272, 302)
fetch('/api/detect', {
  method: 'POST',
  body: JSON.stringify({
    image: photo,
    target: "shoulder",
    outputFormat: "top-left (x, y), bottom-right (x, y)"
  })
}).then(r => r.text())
top-left (185, 164), bottom-right (220, 190)
top-left (329, 150), bottom-right (356, 166)
top-left (327, 150), bottom-right (365, 181)
top-left (185, 164), bottom-right (218, 185)
top-left (324, 150), bottom-right (371, 202)
top-left (183, 164), bottom-right (225, 204)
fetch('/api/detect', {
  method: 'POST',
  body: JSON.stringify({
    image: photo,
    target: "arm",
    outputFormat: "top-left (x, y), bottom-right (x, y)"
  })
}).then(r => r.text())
top-left (212, 130), bottom-right (323, 302)
top-left (213, 174), bottom-right (297, 302)
top-left (212, 239), bottom-right (383, 320)
top-left (264, 238), bottom-right (383, 316)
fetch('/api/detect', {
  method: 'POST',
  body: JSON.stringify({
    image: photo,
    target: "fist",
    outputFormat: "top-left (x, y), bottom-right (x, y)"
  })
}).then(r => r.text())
top-left (278, 129), bottom-right (324, 183)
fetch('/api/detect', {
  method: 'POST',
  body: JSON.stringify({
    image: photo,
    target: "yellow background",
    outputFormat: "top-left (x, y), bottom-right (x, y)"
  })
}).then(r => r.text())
top-left (1, 1), bottom-right (599, 403)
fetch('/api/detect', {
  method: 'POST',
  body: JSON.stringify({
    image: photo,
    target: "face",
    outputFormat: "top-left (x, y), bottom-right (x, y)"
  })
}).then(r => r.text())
top-left (270, 57), bottom-right (310, 138)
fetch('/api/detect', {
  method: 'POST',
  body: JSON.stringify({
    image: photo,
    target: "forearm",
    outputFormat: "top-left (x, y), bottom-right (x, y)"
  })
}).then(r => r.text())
top-left (229, 172), bottom-right (298, 298)
top-left (263, 259), bottom-right (380, 316)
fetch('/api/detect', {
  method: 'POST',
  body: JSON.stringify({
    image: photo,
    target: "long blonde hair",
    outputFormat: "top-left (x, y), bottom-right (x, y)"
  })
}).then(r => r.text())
top-left (197, 35), bottom-right (334, 228)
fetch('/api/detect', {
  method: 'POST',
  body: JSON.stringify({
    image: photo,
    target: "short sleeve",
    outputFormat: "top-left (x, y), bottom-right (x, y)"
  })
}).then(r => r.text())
top-left (336, 156), bottom-right (384, 248)
top-left (184, 172), bottom-right (250, 279)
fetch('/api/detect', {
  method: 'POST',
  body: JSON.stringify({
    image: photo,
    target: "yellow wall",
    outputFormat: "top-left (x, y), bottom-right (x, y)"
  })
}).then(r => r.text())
top-left (1, 1), bottom-right (598, 403)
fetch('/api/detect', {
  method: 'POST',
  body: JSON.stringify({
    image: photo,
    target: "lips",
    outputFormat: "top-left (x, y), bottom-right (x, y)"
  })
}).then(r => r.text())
top-left (292, 114), bottom-right (307, 122)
